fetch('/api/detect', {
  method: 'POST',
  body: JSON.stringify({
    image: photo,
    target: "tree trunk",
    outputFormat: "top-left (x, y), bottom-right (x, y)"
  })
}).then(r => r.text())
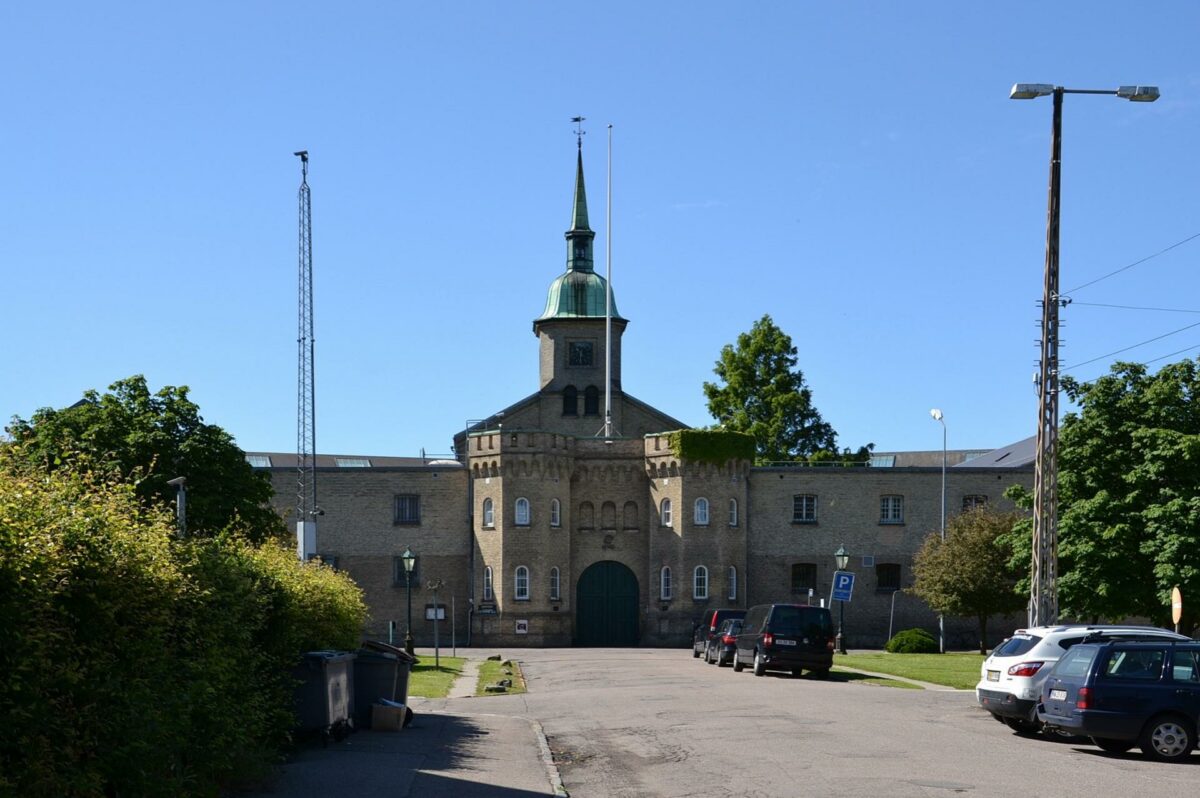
top-left (977, 613), bottom-right (988, 655)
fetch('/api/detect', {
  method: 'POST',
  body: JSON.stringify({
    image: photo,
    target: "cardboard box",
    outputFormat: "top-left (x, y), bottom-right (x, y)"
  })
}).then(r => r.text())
top-left (371, 704), bottom-right (407, 732)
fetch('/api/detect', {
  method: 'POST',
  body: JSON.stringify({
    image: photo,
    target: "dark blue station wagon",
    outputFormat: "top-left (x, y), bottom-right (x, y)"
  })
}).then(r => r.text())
top-left (1038, 640), bottom-right (1200, 761)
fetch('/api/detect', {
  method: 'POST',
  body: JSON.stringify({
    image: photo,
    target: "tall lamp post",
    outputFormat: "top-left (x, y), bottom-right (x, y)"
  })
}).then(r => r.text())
top-left (1010, 82), bottom-right (1159, 627)
top-left (402, 547), bottom-right (416, 655)
top-left (930, 409), bottom-right (946, 653)
top-left (834, 544), bottom-right (849, 655)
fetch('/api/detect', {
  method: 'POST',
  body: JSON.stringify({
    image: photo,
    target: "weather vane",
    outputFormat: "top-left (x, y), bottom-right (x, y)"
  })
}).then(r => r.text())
top-left (571, 116), bottom-right (586, 149)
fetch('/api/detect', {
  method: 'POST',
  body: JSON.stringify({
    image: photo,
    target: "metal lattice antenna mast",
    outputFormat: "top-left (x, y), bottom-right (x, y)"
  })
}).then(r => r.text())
top-left (294, 151), bottom-right (316, 531)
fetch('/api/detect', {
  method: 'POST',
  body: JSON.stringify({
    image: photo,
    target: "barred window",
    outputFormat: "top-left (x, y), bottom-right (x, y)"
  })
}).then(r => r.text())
top-left (394, 494), bottom-right (420, 525)
top-left (792, 494), bottom-right (817, 523)
top-left (879, 495), bottom-right (904, 524)
top-left (962, 494), bottom-right (988, 511)
top-left (876, 563), bottom-right (901, 592)
top-left (393, 555), bottom-right (420, 586)
top-left (791, 563), bottom-right (817, 594)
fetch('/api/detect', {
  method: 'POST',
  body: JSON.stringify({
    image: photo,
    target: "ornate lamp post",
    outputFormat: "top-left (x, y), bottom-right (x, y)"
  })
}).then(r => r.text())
top-left (834, 544), bottom-right (849, 655)
top-left (402, 547), bottom-right (416, 655)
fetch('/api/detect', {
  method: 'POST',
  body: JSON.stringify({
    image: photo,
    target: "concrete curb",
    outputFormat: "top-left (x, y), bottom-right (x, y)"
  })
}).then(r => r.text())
top-left (531, 716), bottom-right (569, 798)
top-left (833, 665), bottom-right (970, 692)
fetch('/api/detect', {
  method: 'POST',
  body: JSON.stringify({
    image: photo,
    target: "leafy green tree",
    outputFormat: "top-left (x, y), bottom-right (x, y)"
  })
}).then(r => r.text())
top-left (1014, 360), bottom-right (1200, 631)
top-left (703, 314), bottom-right (869, 464)
top-left (5, 375), bottom-right (282, 542)
top-left (910, 508), bottom-right (1026, 654)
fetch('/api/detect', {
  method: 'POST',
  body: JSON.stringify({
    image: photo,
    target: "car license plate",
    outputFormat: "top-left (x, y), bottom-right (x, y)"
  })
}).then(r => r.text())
top-left (776, 639), bottom-right (796, 646)
top-left (987, 670), bottom-right (1000, 682)
top-left (1049, 689), bottom-right (1066, 701)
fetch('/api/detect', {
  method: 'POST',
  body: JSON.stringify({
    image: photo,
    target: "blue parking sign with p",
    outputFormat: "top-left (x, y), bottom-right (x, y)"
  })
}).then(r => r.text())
top-left (832, 571), bottom-right (855, 602)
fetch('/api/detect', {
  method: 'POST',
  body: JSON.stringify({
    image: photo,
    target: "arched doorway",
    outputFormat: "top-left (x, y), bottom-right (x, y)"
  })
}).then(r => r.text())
top-left (575, 560), bottom-right (639, 646)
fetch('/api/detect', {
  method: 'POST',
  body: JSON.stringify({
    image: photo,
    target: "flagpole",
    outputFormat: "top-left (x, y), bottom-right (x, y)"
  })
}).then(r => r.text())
top-left (604, 123), bottom-right (614, 439)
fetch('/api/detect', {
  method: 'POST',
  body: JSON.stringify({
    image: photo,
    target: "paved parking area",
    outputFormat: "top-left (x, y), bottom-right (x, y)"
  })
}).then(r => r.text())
top-left (433, 647), bottom-right (1200, 798)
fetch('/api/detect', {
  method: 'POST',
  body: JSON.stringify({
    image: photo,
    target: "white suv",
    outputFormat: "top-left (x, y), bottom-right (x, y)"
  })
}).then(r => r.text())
top-left (976, 625), bottom-right (1190, 733)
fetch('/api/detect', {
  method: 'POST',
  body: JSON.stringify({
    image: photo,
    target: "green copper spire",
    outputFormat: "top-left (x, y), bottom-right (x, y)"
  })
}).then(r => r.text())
top-left (536, 138), bottom-right (622, 322)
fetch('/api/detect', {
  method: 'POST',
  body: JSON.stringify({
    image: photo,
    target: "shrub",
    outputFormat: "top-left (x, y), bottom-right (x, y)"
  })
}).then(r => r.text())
top-left (886, 628), bottom-right (940, 654)
top-left (0, 451), bottom-right (367, 797)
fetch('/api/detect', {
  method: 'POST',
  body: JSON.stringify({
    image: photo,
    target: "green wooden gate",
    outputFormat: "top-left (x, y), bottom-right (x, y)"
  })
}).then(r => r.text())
top-left (575, 561), bottom-right (640, 646)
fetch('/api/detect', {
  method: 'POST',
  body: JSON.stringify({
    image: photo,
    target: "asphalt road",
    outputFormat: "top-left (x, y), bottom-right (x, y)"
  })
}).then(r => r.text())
top-left (464, 647), bottom-right (1200, 798)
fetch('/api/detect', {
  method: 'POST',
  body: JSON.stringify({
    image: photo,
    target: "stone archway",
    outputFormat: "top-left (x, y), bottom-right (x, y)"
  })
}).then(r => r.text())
top-left (575, 560), bottom-right (639, 646)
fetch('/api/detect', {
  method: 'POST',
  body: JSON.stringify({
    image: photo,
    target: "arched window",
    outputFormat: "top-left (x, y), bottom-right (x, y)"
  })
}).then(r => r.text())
top-left (601, 501), bottom-right (617, 529)
top-left (550, 567), bottom-right (561, 600)
top-left (583, 385), bottom-right (600, 416)
top-left (482, 498), bottom-right (494, 528)
top-left (579, 501), bottom-right (594, 528)
top-left (694, 497), bottom-right (709, 526)
top-left (483, 566), bottom-right (494, 601)
top-left (623, 501), bottom-right (638, 529)
top-left (660, 498), bottom-right (673, 527)
top-left (660, 566), bottom-right (672, 600)
top-left (562, 385), bottom-right (578, 416)
top-left (727, 566), bottom-right (737, 601)
top-left (728, 498), bottom-right (738, 527)
top-left (514, 566), bottom-right (529, 600)
top-left (550, 498), bottom-right (561, 528)
top-left (515, 497), bottom-right (530, 526)
top-left (693, 565), bottom-right (708, 600)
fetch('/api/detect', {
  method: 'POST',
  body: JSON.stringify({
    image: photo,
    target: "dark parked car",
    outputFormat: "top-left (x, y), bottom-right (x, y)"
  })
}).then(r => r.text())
top-left (705, 618), bottom-right (742, 666)
top-left (692, 608), bottom-right (746, 658)
top-left (1038, 640), bottom-right (1200, 761)
top-left (732, 603), bottom-right (833, 678)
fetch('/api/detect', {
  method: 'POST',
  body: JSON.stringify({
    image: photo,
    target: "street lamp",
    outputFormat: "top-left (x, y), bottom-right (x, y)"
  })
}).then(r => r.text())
top-left (1010, 82), bottom-right (1159, 628)
top-left (166, 476), bottom-right (187, 539)
top-left (930, 409), bottom-right (946, 653)
top-left (402, 547), bottom-right (416, 655)
top-left (834, 544), bottom-right (849, 655)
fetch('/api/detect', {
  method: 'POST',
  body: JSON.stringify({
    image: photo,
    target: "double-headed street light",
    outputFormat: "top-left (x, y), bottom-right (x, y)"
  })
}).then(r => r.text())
top-left (1010, 82), bottom-right (1159, 628)
top-left (402, 547), bottom-right (416, 655)
top-left (930, 409), bottom-right (946, 653)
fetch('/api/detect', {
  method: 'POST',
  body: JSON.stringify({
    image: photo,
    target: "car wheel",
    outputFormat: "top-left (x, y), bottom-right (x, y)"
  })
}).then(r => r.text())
top-left (1140, 714), bottom-right (1194, 761)
top-left (1003, 716), bottom-right (1040, 735)
top-left (717, 651), bottom-right (727, 667)
top-left (706, 647), bottom-right (715, 664)
top-left (753, 650), bottom-right (765, 677)
top-left (732, 652), bottom-right (744, 672)
top-left (693, 644), bottom-right (701, 659)
top-left (791, 668), bottom-right (803, 678)
top-left (1091, 737), bottom-right (1135, 754)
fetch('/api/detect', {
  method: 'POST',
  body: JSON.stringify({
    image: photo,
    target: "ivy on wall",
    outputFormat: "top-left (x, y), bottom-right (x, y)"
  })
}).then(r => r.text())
top-left (664, 429), bottom-right (756, 465)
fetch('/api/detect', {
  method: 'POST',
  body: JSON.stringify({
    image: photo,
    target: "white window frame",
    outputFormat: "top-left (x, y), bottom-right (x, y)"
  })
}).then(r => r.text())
top-left (693, 565), bottom-right (709, 600)
top-left (661, 498), bottom-right (673, 527)
top-left (515, 497), bottom-right (531, 526)
top-left (727, 566), bottom-right (737, 601)
top-left (483, 566), bottom-right (493, 600)
top-left (880, 495), bottom-right (904, 524)
top-left (728, 498), bottom-right (738, 527)
top-left (694, 497), bottom-right (709, 526)
top-left (550, 498), bottom-right (561, 527)
top-left (514, 565), bottom-right (529, 600)
top-left (792, 494), bottom-right (817, 523)
top-left (660, 566), bottom-right (672, 600)
top-left (482, 497), bottom-right (494, 528)
top-left (550, 566), bottom-right (561, 600)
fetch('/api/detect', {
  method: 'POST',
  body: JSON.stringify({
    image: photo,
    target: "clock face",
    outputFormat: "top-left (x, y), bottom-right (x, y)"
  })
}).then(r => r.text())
top-left (569, 342), bottom-right (594, 366)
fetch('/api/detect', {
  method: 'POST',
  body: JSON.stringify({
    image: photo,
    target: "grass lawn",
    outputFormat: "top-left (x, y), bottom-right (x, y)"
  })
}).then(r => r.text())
top-left (834, 652), bottom-right (984, 690)
top-left (475, 659), bottom-right (528, 696)
top-left (407, 656), bottom-right (466, 698)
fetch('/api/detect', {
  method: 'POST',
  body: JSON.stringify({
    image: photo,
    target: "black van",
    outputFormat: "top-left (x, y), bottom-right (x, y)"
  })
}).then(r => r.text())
top-left (733, 603), bottom-right (834, 678)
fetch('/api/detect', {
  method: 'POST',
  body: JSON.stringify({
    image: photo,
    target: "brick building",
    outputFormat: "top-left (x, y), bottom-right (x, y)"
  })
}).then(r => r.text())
top-left (251, 145), bottom-right (1032, 649)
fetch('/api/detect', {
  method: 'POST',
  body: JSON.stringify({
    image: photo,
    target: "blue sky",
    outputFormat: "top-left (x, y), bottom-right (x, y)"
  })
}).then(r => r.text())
top-left (3, 2), bottom-right (1198, 458)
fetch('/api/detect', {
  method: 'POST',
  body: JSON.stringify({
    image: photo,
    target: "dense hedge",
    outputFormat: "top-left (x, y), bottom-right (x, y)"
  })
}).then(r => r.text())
top-left (0, 455), bottom-right (367, 797)
top-left (885, 628), bottom-right (940, 654)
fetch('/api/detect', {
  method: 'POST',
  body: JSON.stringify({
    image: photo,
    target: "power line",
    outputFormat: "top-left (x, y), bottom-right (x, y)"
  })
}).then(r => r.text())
top-left (1072, 301), bottom-right (1200, 314)
top-left (1063, 319), bottom-right (1200, 370)
top-left (1069, 343), bottom-right (1200, 385)
top-left (1062, 230), bottom-right (1200, 294)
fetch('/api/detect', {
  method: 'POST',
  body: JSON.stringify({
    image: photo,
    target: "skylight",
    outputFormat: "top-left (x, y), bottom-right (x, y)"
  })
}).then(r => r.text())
top-left (245, 455), bottom-right (272, 468)
top-left (334, 457), bottom-right (372, 468)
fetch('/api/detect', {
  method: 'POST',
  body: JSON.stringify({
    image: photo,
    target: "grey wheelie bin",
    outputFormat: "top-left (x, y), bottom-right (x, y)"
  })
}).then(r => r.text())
top-left (294, 650), bottom-right (356, 742)
top-left (353, 640), bottom-right (416, 728)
